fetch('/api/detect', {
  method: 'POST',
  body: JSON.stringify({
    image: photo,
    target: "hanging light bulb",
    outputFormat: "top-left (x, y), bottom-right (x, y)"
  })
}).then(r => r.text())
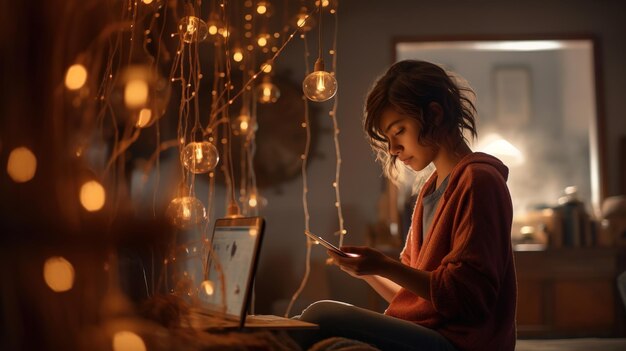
top-left (234, 106), bottom-right (253, 134)
top-left (178, 6), bottom-right (208, 44)
top-left (232, 47), bottom-right (244, 62)
top-left (256, 75), bottom-right (280, 104)
top-left (181, 141), bottom-right (219, 174)
top-left (303, 0), bottom-right (337, 102)
top-left (256, 1), bottom-right (270, 15)
top-left (166, 195), bottom-right (207, 228)
top-left (303, 59), bottom-right (337, 102)
top-left (256, 33), bottom-right (269, 47)
top-left (200, 280), bottom-right (215, 295)
top-left (111, 65), bottom-right (170, 128)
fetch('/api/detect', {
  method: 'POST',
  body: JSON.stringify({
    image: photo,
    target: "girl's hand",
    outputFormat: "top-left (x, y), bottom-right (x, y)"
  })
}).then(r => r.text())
top-left (327, 246), bottom-right (393, 278)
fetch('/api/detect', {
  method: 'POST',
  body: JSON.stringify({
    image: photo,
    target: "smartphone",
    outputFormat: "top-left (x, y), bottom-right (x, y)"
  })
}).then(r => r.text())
top-left (304, 231), bottom-right (359, 258)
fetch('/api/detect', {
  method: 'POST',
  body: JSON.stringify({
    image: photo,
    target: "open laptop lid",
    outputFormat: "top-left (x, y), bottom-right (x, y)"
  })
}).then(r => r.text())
top-left (198, 217), bottom-right (265, 329)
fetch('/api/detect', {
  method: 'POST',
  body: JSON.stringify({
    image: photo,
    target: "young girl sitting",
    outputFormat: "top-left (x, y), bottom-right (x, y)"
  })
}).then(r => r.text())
top-left (296, 60), bottom-right (517, 351)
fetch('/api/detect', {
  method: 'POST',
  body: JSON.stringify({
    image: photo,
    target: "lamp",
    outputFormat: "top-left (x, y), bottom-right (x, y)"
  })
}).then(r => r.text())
top-left (302, 0), bottom-right (337, 102)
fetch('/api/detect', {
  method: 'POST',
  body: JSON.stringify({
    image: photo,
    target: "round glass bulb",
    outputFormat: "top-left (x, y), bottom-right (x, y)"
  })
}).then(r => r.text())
top-left (178, 16), bottom-right (208, 43)
top-left (166, 196), bottom-right (207, 228)
top-left (256, 82), bottom-right (280, 104)
top-left (303, 70), bottom-right (337, 102)
top-left (181, 141), bottom-right (219, 174)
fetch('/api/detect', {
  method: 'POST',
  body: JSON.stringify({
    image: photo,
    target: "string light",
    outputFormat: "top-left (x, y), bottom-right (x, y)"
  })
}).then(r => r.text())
top-left (43, 256), bottom-right (75, 292)
top-left (6, 147), bottom-right (37, 183)
top-left (201, 280), bottom-right (215, 295)
top-left (232, 48), bottom-right (244, 62)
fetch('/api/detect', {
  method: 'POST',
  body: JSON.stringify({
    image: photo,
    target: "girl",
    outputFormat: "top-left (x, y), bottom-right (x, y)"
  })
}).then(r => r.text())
top-left (296, 60), bottom-right (516, 351)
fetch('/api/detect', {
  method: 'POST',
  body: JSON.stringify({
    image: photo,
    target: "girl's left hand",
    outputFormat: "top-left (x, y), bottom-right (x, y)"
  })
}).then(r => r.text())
top-left (327, 246), bottom-right (393, 278)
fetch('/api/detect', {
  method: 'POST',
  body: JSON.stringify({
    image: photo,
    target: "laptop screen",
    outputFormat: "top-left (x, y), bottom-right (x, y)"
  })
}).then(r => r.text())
top-left (199, 217), bottom-right (265, 321)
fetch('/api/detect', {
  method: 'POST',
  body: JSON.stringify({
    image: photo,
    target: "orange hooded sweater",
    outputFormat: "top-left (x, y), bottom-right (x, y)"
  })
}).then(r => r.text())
top-left (385, 152), bottom-right (517, 351)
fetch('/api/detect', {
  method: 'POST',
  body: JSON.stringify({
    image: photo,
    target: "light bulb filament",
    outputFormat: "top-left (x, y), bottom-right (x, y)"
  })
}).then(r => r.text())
top-left (316, 75), bottom-right (326, 92)
top-left (195, 146), bottom-right (203, 161)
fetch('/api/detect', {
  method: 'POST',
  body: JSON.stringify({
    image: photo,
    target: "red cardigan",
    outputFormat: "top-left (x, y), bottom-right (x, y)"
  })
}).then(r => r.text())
top-left (385, 152), bottom-right (517, 351)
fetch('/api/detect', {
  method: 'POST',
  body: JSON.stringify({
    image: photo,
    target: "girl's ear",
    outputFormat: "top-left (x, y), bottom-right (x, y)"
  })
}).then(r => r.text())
top-left (427, 102), bottom-right (444, 126)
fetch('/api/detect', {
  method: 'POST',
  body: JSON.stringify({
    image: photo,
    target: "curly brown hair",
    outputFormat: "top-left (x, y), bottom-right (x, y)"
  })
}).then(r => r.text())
top-left (363, 60), bottom-right (478, 180)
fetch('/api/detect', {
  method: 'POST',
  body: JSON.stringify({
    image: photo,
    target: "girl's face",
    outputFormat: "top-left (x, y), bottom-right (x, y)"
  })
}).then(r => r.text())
top-left (379, 108), bottom-right (438, 172)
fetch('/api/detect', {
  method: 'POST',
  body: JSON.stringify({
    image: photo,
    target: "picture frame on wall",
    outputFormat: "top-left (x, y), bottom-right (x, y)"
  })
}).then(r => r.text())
top-left (493, 66), bottom-right (531, 126)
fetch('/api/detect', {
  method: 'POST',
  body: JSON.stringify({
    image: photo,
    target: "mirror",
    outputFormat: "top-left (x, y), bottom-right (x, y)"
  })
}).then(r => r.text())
top-left (394, 37), bottom-right (606, 244)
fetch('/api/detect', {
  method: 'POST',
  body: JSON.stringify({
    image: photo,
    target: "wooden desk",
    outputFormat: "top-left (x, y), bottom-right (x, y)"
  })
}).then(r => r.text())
top-left (515, 248), bottom-right (626, 338)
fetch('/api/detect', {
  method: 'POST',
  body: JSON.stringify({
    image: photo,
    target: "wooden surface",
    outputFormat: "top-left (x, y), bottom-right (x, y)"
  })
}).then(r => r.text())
top-left (515, 248), bottom-right (626, 338)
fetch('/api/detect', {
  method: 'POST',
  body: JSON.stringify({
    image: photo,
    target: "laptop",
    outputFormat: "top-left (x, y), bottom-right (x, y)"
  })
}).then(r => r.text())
top-left (190, 216), bottom-right (317, 330)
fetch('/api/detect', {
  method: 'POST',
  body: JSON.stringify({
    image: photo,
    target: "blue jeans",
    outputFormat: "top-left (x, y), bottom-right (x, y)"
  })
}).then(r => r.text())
top-left (293, 300), bottom-right (458, 351)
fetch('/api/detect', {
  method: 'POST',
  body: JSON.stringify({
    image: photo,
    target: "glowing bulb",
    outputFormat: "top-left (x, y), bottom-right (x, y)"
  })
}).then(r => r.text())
top-left (249, 194), bottom-right (258, 208)
top-left (257, 36), bottom-right (268, 47)
top-left (112, 331), bottom-right (146, 351)
top-left (261, 63), bottom-right (272, 73)
top-left (124, 79), bottom-right (148, 109)
top-left (80, 180), bottom-right (106, 212)
top-left (256, 78), bottom-right (280, 104)
top-left (7, 147), bottom-right (37, 183)
top-left (182, 141), bottom-right (220, 174)
top-left (303, 70), bottom-right (337, 102)
top-left (256, 2), bottom-right (267, 14)
top-left (178, 16), bottom-right (208, 43)
top-left (297, 16), bottom-right (307, 28)
top-left (43, 256), bottom-right (75, 292)
top-left (136, 108), bottom-right (152, 128)
top-left (233, 49), bottom-right (244, 62)
top-left (208, 25), bottom-right (218, 35)
top-left (65, 64), bottom-right (88, 90)
top-left (166, 196), bottom-right (207, 228)
top-left (141, 0), bottom-right (153, 4)
top-left (201, 280), bottom-right (214, 295)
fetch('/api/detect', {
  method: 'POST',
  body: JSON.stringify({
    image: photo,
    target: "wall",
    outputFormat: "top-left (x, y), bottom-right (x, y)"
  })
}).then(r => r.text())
top-left (253, 0), bottom-right (626, 315)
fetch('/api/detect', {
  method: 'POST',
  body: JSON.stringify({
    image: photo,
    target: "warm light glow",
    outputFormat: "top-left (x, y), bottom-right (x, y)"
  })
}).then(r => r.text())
top-left (249, 228), bottom-right (258, 236)
top-left (80, 180), bottom-right (106, 212)
top-left (478, 134), bottom-right (525, 166)
top-left (256, 3), bottom-right (267, 14)
top-left (7, 147), bottom-right (37, 183)
top-left (65, 64), bottom-right (88, 90)
top-left (112, 331), bottom-right (146, 351)
top-left (182, 141), bottom-right (220, 174)
top-left (263, 87), bottom-right (271, 97)
top-left (166, 196), bottom-right (207, 228)
top-left (257, 79), bottom-right (280, 104)
top-left (316, 74), bottom-right (326, 91)
top-left (296, 16), bottom-right (307, 28)
top-left (179, 16), bottom-right (208, 43)
top-left (262, 63), bottom-right (272, 73)
top-left (201, 280), bottom-right (214, 295)
top-left (136, 108), bottom-right (152, 128)
top-left (257, 36), bottom-right (267, 47)
top-left (303, 70), bottom-right (337, 102)
top-left (124, 79), bottom-right (148, 109)
top-left (208, 25), bottom-right (218, 35)
top-left (233, 50), bottom-right (244, 62)
top-left (249, 195), bottom-right (258, 208)
top-left (43, 256), bottom-right (75, 292)
top-left (141, 0), bottom-right (153, 4)
top-left (315, 0), bottom-right (330, 7)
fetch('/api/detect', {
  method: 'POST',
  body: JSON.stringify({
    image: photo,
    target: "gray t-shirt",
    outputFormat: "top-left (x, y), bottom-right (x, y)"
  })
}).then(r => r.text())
top-left (422, 176), bottom-right (450, 242)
